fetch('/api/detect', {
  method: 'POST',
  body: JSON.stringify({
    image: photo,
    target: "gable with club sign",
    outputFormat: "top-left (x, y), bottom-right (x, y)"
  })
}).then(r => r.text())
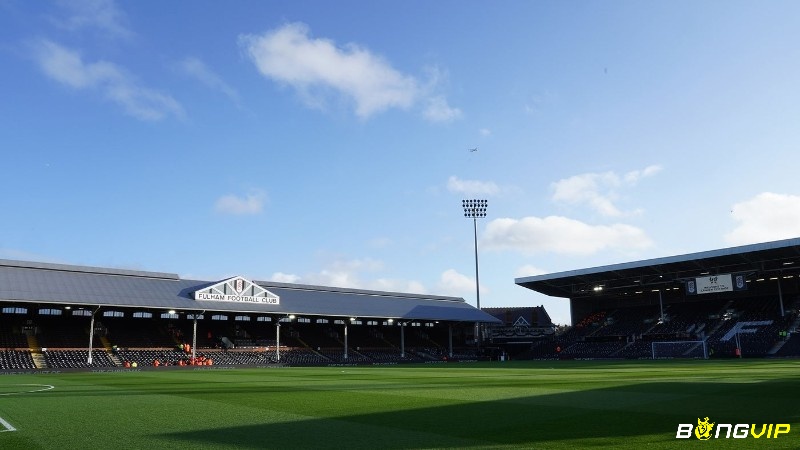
top-left (193, 276), bottom-right (280, 305)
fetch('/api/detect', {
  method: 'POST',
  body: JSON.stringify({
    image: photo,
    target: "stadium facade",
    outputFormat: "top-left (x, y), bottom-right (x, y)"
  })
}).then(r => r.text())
top-left (513, 237), bottom-right (800, 360)
top-left (516, 237), bottom-right (800, 325)
top-left (5, 237), bottom-right (800, 369)
top-left (0, 259), bottom-right (498, 323)
top-left (0, 259), bottom-right (500, 370)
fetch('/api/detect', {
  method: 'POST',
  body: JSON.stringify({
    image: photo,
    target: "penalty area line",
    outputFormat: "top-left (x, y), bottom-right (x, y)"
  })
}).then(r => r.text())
top-left (0, 415), bottom-right (16, 432)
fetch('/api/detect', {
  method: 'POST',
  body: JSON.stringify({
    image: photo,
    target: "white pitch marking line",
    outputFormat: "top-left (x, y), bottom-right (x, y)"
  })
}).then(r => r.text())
top-left (0, 416), bottom-right (16, 432)
top-left (0, 384), bottom-right (55, 396)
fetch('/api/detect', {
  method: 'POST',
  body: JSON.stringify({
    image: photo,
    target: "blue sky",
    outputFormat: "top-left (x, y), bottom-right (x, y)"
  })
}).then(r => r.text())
top-left (3, 1), bottom-right (800, 325)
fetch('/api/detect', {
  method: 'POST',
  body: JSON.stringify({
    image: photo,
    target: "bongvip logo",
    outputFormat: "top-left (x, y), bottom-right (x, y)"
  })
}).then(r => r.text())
top-left (677, 417), bottom-right (791, 440)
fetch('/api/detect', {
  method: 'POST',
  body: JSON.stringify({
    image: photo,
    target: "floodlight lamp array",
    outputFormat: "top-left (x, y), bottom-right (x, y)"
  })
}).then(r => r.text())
top-left (462, 199), bottom-right (488, 218)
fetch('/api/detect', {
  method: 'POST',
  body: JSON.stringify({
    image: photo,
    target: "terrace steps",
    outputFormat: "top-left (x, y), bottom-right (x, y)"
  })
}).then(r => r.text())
top-left (100, 335), bottom-right (123, 366)
top-left (26, 334), bottom-right (47, 368)
top-left (767, 315), bottom-right (800, 355)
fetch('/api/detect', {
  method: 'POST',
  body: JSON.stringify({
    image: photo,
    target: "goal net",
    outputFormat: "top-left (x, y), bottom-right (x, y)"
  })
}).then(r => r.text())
top-left (651, 340), bottom-right (707, 359)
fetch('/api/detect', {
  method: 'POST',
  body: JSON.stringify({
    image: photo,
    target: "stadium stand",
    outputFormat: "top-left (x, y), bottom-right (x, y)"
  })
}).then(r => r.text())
top-left (499, 293), bottom-right (798, 361)
top-left (6, 239), bottom-right (800, 369)
top-left (0, 307), bottom-right (488, 369)
top-left (4, 292), bottom-right (800, 368)
top-left (0, 258), bottom-right (499, 371)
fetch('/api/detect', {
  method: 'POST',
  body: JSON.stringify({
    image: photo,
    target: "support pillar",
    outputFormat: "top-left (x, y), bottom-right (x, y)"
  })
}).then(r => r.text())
top-left (400, 322), bottom-right (405, 358)
top-left (276, 321), bottom-right (281, 362)
top-left (87, 309), bottom-right (96, 364)
top-left (448, 324), bottom-right (453, 358)
top-left (344, 322), bottom-right (349, 360)
top-left (192, 315), bottom-right (198, 363)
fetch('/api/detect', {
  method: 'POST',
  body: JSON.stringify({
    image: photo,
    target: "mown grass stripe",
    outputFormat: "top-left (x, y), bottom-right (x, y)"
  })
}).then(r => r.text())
top-left (1, 360), bottom-right (799, 448)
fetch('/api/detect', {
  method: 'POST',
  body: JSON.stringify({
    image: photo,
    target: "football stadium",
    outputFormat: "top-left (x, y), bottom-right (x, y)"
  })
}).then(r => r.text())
top-left (3, 237), bottom-right (800, 448)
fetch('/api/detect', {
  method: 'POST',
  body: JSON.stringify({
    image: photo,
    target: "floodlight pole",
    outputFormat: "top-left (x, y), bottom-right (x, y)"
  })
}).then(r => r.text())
top-left (462, 199), bottom-right (487, 347)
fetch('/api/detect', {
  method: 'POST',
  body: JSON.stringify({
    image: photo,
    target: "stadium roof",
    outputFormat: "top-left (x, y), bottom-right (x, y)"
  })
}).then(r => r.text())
top-left (515, 237), bottom-right (800, 299)
top-left (0, 259), bottom-right (500, 323)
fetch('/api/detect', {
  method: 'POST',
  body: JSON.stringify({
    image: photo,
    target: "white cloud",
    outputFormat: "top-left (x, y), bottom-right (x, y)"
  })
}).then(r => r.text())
top-left (269, 272), bottom-right (301, 283)
top-left (369, 278), bottom-right (427, 294)
top-left (31, 39), bottom-right (183, 121)
top-left (423, 96), bottom-right (462, 122)
top-left (482, 216), bottom-right (653, 256)
top-left (479, 128), bottom-right (491, 136)
top-left (624, 165), bottom-right (662, 183)
top-left (303, 257), bottom-right (382, 289)
top-left (524, 91), bottom-right (556, 114)
top-left (178, 57), bottom-right (241, 105)
top-left (551, 165), bottom-right (662, 217)
top-left (53, 0), bottom-right (132, 39)
top-left (514, 264), bottom-right (547, 278)
top-left (552, 172), bottom-right (622, 216)
top-left (724, 193), bottom-right (800, 245)
top-left (239, 22), bottom-right (460, 121)
top-left (447, 176), bottom-right (499, 196)
top-left (315, 268), bottom-right (357, 287)
top-left (278, 257), bottom-right (428, 294)
top-left (436, 269), bottom-right (478, 295)
top-left (214, 190), bottom-right (266, 215)
top-left (239, 23), bottom-right (416, 118)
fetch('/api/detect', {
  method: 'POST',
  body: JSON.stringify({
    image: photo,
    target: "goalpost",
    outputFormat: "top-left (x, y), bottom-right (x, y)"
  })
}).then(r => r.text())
top-left (651, 340), bottom-right (708, 359)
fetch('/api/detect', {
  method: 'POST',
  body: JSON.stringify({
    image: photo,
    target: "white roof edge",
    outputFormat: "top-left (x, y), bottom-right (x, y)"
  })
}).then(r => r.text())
top-left (515, 237), bottom-right (800, 284)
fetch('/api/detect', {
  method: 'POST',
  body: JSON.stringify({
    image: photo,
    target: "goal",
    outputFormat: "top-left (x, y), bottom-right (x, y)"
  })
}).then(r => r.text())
top-left (651, 340), bottom-right (708, 359)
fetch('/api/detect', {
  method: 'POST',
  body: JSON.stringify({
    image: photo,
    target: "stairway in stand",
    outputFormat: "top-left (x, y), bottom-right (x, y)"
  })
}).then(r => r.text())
top-left (100, 336), bottom-right (122, 366)
top-left (26, 334), bottom-right (47, 369)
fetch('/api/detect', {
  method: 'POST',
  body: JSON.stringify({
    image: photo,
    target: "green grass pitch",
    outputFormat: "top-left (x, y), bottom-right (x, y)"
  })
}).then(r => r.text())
top-left (1, 360), bottom-right (800, 449)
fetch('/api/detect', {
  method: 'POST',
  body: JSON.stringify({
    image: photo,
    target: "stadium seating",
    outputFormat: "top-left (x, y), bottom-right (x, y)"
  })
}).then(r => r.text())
top-left (0, 350), bottom-right (36, 370)
top-left (3, 292), bottom-right (799, 371)
top-left (506, 294), bottom-right (799, 361)
top-left (41, 350), bottom-right (116, 368)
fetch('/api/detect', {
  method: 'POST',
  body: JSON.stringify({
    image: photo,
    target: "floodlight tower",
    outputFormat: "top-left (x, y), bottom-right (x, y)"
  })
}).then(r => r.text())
top-left (462, 199), bottom-right (487, 345)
